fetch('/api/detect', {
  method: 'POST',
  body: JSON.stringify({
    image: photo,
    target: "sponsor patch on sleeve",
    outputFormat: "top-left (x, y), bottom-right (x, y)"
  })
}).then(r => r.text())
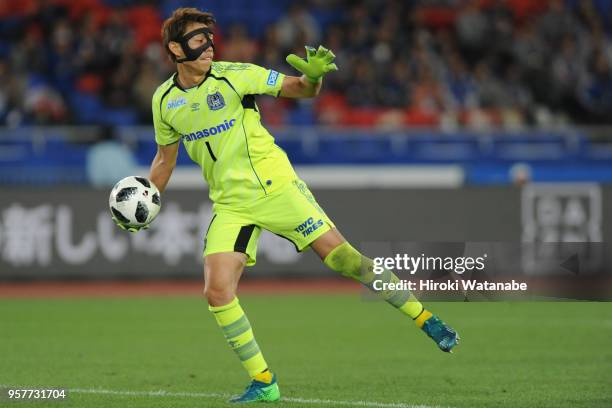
top-left (266, 70), bottom-right (280, 86)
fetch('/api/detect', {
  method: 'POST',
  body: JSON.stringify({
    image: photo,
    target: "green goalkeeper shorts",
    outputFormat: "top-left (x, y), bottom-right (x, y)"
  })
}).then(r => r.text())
top-left (204, 179), bottom-right (335, 266)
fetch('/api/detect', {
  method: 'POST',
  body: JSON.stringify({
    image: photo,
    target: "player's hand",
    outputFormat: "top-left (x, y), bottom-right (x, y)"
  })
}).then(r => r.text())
top-left (286, 45), bottom-right (338, 83)
top-left (111, 215), bottom-right (150, 233)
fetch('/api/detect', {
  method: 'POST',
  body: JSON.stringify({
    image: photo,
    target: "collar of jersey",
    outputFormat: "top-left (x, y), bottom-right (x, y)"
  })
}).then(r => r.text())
top-left (173, 67), bottom-right (212, 92)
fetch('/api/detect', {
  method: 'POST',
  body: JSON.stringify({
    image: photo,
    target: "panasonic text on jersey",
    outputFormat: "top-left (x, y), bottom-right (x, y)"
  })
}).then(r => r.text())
top-left (181, 119), bottom-right (237, 142)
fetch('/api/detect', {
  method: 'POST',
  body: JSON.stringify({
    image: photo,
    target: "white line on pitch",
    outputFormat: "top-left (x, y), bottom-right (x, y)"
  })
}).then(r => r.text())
top-left (72, 387), bottom-right (451, 408)
top-left (0, 385), bottom-right (449, 408)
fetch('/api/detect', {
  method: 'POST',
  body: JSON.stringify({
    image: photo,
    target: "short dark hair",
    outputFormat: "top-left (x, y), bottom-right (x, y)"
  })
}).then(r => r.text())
top-left (161, 8), bottom-right (215, 62)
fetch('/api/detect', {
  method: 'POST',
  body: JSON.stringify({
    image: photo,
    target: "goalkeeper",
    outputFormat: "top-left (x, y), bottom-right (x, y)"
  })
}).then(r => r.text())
top-left (119, 7), bottom-right (459, 403)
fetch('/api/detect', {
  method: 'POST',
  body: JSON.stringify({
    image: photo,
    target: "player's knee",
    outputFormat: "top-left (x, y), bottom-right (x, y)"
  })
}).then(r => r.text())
top-left (323, 242), bottom-right (367, 281)
top-left (204, 285), bottom-right (235, 307)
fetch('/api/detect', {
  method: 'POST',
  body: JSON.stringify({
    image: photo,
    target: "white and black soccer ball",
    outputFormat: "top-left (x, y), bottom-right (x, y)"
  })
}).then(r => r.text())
top-left (109, 176), bottom-right (161, 228)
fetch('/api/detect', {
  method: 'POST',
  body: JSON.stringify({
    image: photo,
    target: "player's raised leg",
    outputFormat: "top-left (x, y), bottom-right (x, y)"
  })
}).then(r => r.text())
top-left (311, 229), bottom-right (459, 353)
top-left (204, 252), bottom-right (280, 403)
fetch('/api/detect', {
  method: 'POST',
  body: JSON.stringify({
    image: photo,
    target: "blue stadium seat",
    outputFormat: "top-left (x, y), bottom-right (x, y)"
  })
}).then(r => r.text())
top-left (409, 134), bottom-right (481, 163)
top-left (70, 93), bottom-right (104, 124)
top-left (100, 109), bottom-right (138, 127)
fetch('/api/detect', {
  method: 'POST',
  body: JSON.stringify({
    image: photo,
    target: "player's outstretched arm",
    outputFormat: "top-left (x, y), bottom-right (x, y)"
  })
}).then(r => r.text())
top-left (280, 75), bottom-right (322, 98)
top-left (149, 142), bottom-right (179, 193)
top-left (281, 45), bottom-right (338, 98)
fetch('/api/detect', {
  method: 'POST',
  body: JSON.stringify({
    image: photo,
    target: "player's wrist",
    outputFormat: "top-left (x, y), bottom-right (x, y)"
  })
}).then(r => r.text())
top-left (302, 74), bottom-right (322, 85)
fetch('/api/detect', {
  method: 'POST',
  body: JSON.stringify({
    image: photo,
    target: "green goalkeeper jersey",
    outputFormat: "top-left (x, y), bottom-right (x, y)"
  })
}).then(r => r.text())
top-left (152, 61), bottom-right (297, 208)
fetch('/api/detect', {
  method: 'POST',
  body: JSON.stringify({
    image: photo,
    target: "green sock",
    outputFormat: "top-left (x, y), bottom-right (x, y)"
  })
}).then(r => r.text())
top-left (209, 297), bottom-right (269, 378)
top-left (324, 242), bottom-right (424, 318)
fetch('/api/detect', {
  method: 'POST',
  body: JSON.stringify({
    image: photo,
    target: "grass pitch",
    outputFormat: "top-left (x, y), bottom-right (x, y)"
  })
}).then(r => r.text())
top-left (0, 294), bottom-right (610, 407)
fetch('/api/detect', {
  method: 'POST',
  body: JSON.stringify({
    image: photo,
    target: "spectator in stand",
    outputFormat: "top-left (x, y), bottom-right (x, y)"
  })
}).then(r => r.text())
top-left (456, 0), bottom-right (489, 63)
top-left (275, 3), bottom-right (321, 51)
top-left (220, 24), bottom-right (258, 63)
top-left (4, 0), bottom-right (612, 128)
top-left (577, 49), bottom-right (612, 120)
top-left (49, 19), bottom-right (77, 99)
top-left (538, 0), bottom-right (576, 47)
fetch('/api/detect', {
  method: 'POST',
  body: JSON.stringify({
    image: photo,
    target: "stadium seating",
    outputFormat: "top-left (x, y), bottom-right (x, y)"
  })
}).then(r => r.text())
top-left (3, 0), bottom-right (612, 127)
top-left (1, 127), bottom-right (611, 185)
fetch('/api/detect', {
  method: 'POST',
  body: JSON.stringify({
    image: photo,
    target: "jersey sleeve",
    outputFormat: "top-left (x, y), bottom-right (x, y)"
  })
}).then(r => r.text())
top-left (234, 64), bottom-right (285, 97)
top-left (152, 92), bottom-right (180, 145)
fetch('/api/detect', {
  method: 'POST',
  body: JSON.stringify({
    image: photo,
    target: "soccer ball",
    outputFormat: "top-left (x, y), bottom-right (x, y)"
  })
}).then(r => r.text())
top-left (109, 176), bottom-right (161, 228)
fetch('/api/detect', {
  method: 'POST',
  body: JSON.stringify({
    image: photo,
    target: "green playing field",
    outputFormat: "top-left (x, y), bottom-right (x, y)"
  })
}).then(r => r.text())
top-left (0, 294), bottom-right (610, 407)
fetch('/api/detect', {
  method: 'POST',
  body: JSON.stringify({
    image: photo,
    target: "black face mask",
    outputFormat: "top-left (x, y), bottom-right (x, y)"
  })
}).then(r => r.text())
top-left (175, 27), bottom-right (214, 63)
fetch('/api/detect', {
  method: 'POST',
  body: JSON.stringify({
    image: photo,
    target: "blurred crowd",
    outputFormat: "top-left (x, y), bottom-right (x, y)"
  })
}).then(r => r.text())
top-left (3, 0), bottom-right (612, 128)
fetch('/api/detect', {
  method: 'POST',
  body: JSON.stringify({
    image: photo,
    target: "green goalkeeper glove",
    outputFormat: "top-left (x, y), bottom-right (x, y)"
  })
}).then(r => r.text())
top-left (286, 45), bottom-right (338, 83)
top-left (111, 215), bottom-right (150, 233)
